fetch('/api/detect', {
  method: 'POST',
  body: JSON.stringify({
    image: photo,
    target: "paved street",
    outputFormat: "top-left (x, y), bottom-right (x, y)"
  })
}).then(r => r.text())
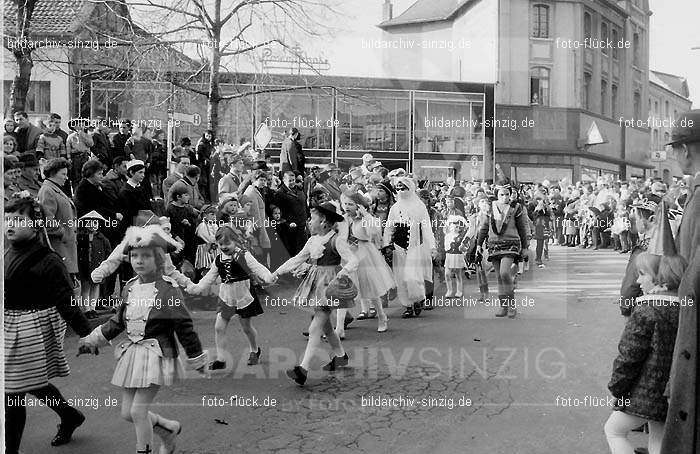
top-left (21, 245), bottom-right (647, 454)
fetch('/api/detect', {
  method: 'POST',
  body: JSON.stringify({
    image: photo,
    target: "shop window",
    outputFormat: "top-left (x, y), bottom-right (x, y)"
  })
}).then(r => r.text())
top-left (4, 80), bottom-right (51, 114)
top-left (583, 72), bottom-right (591, 110)
top-left (413, 92), bottom-right (484, 154)
top-left (531, 4), bottom-right (550, 38)
top-left (336, 89), bottom-right (410, 153)
top-left (530, 67), bottom-right (550, 106)
top-left (584, 12), bottom-right (592, 40)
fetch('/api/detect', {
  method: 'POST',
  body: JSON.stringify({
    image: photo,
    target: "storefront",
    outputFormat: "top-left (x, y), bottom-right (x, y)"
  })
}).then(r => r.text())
top-left (88, 75), bottom-right (494, 180)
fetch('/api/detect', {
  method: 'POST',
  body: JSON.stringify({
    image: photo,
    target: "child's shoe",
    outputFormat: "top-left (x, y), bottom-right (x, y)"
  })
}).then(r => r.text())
top-left (247, 348), bottom-right (261, 366)
top-left (208, 360), bottom-right (226, 371)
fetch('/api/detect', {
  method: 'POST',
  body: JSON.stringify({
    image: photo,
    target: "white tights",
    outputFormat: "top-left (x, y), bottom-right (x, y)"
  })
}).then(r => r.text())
top-left (603, 410), bottom-right (663, 454)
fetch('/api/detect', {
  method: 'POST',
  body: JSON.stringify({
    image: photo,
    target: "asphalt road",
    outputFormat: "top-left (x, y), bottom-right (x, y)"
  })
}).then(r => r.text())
top-left (17, 245), bottom-right (649, 454)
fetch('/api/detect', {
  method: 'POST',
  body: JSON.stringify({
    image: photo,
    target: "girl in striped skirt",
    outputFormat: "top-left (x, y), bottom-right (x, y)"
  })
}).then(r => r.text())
top-left (194, 205), bottom-right (218, 278)
top-left (4, 196), bottom-right (92, 454)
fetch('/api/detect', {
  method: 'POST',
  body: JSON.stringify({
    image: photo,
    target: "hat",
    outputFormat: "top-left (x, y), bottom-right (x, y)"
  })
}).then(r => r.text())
top-left (3, 156), bottom-right (18, 170)
top-left (79, 210), bottom-right (107, 222)
top-left (18, 153), bottom-right (39, 168)
top-left (342, 190), bottom-right (370, 209)
top-left (123, 224), bottom-right (182, 254)
top-left (647, 201), bottom-right (677, 256)
top-left (361, 153), bottom-right (374, 163)
top-left (369, 160), bottom-right (382, 170)
top-left (133, 210), bottom-right (160, 227)
top-left (313, 201), bottom-right (344, 223)
top-left (632, 194), bottom-right (661, 213)
top-left (127, 159), bottom-right (145, 173)
top-left (376, 180), bottom-right (395, 197)
top-left (387, 168), bottom-right (406, 178)
top-left (666, 109), bottom-right (700, 146)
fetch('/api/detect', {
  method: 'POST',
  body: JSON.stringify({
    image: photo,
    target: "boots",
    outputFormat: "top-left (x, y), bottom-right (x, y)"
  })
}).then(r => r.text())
top-left (507, 295), bottom-right (517, 318)
top-left (495, 294), bottom-right (508, 317)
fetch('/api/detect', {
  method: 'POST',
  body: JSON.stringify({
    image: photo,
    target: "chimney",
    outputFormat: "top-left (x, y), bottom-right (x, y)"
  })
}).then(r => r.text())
top-left (382, 0), bottom-right (393, 22)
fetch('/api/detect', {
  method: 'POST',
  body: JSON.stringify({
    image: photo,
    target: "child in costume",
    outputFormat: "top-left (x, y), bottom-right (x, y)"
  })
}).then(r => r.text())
top-left (273, 201), bottom-right (359, 385)
top-left (340, 191), bottom-right (393, 334)
top-left (186, 223), bottom-right (275, 369)
top-left (443, 215), bottom-right (469, 298)
top-left (194, 205), bottom-right (219, 279)
top-left (78, 224), bottom-right (208, 454)
top-left (77, 210), bottom-right (112, 318)
top-left (5, 197), bottom-right (92, 454)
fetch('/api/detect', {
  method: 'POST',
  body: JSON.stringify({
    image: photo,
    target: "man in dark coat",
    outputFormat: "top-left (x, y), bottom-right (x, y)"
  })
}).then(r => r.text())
top-left (110, 120), bottom-right (131, 159)
top-left (279, 127), bottom-right (305, 173)
top-left (661, 109), bottom-right (700, 454)
top-left (90, 120), bottom-right (112, 166)
top-left (272, 170), bottom-right (308, 256)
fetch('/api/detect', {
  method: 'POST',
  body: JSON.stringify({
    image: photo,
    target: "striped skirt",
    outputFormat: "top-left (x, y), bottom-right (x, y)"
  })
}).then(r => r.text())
top-left (195, 244), bottom-right (216, 269)
top-left (4, 308), bottom-right (69, 393)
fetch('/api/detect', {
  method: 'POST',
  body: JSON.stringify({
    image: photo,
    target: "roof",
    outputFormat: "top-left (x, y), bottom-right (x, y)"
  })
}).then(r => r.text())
top-left (650, 70), bottom-right (690, 99)
top-left (3, 0), bottom-right (92, 36)
top-left (378, 0), bottom-right (478, 29)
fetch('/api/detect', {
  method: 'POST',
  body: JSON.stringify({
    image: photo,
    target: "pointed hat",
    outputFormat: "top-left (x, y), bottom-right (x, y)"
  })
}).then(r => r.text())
top-left (647, 200), bottom-right (677, 257)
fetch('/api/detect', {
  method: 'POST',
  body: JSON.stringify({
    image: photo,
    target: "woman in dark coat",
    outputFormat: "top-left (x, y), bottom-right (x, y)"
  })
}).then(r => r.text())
top-left (195, 130), bottom-right (215, 201)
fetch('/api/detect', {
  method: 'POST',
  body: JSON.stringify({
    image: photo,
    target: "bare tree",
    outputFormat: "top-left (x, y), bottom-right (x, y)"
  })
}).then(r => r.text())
top-left (4, 0), bottom-right (39, 112)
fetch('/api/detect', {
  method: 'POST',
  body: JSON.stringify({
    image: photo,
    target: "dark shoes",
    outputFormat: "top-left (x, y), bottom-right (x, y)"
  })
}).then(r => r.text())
top-left (286, 365), bottom-right (308, 385)
top-left (401, 307), bottom-right (414, 318)
top-left (343, 315), bottom-right (354, 329)
top-left (209, 360), bottom-right (227, 370)
top-left (51, 410), bottom-right (85, 446)
top-left (247, 348), bottom-right (261, 365)
top-left (322, 353), bottom-right (349, 371)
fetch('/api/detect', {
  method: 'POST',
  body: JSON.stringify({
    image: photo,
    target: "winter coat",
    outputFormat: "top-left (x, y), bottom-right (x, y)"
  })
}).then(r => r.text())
top-left (77, 230), bottom-right (111, 281)
top-left (167, 177), bottom-right (205, 210)
top-left (608, 295), bottom-right (680, 422)
top-left (661, 173), bottom-right (700, 453)
top-left (243, 184), bottom-right (271, 249)
top-left (280, 137), bottom-right (304, 173)
top-left (37, 179), bottom-right (79, 273)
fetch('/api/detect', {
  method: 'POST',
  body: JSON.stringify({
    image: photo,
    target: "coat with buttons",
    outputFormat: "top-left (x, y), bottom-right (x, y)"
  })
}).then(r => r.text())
top-left (661, 173), bottom-right (700, 453)
top-left (97, 276), bottom-right (204, 360)
top-left (608, 295), bottom-right (680, 422)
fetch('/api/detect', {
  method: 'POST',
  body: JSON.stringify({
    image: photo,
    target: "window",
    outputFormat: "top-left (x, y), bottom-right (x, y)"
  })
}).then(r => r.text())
top-left (601, 80), bottom-right (608, 115)
top-left (665, 101), bottom-right (669, 119)
top-left (583, 72), bottom-right (591, 110)
top-left (532, 4), bottom-right (550, 38)
top-left (633, 32), bottom-right (640, 66)
top-left (601, 22), bottom-right (609, 54)
top-left (584, 12), bottom-right (592, 40)
top-left (413, 92), bottom-right (484, 154)
top-left (654, 101), bottom-right (659, 115)
top-left (612, 28), bottom-right (619, 60)
top-left (673, 109), bottom-right (678, 122)
top-left (3, 80), bottom-right (51, 114)
top-left (633, 91), bottom-right (641, 119)
top-left (530, 67), bottom-right (550, 106)
top-left (611, 84), bottom-right (618, 118)
top-left (664, 132), bottom-right (670, 147)
top-left (653, 130), bottom-right (659, 150)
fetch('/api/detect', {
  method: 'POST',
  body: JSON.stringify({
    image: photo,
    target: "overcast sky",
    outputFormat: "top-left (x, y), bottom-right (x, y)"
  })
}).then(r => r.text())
top-left (648, 0), bottom-right (699, 107)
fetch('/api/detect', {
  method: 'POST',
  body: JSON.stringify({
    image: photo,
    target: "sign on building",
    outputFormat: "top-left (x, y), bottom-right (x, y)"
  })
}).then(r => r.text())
top-left (650, 150), bottom-right (667, 162)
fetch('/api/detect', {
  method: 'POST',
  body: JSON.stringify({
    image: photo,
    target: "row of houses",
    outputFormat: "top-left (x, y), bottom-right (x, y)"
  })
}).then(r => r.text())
top-left (3, 0), bottom-right (692, 183)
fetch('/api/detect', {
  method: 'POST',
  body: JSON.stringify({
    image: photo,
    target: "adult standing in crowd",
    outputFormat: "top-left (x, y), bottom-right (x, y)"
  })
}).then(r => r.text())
top-left (50, 113), bottom-right (69, 145)
top-left (273, 170), bottom-right (308, 256)
top-left (162, 155), bottom-right (190, 198)
top-left (37, 158), bottom-right (79, 277)
top-left (74, 159), bottom-right (122, 223)
top-left (196, 129), bottom-right (214, 201)
top-left (66, 119), bottom-right (94, 191)
top-left (244, 169), bottom-right (272, 263)
top-left (110, 119), bottom-right (131, 160)
top-left (218, 154), bottom-right (244, 198)
top-left (125, 126), bottom-right (154, 199)
top-left (102, 156), bottom-right (128, 204)
top-left (15, 154), bottom-right (42, 197)
top-left (168, 165), bottom-right (205, 210)
top-left (4, 157), bottom-right (21, 202)
top-left (661, 109), bottom-right (700, 454)
top-left (90, 118), bottom-right (112, 166)
top-left (314, 162), bottom-right (343, 201)
top-left (280, 127), bottom-right (304, 173)
top-left (13, 111), bottom-right (42, 155)
top-left (4, 117), bottom-right (17, 141)
top-left (117, 159), bottom-right (152, 229)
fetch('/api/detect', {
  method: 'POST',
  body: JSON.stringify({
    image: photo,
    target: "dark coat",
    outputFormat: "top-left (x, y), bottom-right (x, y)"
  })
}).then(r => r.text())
top-left (272, 184), bottom-right (308, 255)
top-left (117, 183), bottom-right (152, 229)
top-left (608, 295), bottom-right (679, 422)
top-left (618, 243), bottom-right (647, 316)
top-left (280, 137), bottom-right (304, 173)
top-left (74, 178), bottom-right (119, 220)
top-left (111, 132), bottom-right (130, 159)
top-left (91, 131), bottom-right (112, 166)
top-left (98, 276), bottom-right (204, 360)
top-left (661, 173), bottom-right (700, 453)
top-left (37, 179), bottom-right (78, 273)
top-left (102, 170), bottom-right (127, 206)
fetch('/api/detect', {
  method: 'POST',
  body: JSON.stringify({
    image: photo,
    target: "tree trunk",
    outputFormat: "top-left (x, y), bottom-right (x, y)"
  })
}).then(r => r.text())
top-left (10, 52), bottom-right (33, 112)
top-left (207, 50), bottom-right (220, 136)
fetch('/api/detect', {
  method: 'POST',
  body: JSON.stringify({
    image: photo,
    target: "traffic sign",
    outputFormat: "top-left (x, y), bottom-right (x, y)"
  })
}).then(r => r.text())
top-left (170, 111), bottom-right (202, 126)
top-left (254, 123), bottom-right (272, 150)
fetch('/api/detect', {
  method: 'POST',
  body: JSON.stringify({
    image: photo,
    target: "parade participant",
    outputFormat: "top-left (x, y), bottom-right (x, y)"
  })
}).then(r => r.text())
top-left (476, 182), bottom-right (529, 318)
top-left (528, 193), bottom-right (552, 268)
top-left (618, 195), bottom-right (661, 316)
top-left (470, 197), bottom-right (491, 304)
top-left (382, 177), bottom-right (437, 318)
top-left (188, 223), bottom-right (274, 370)
top-left (273, 201), bottom-right (359, 385)
top-left (605, 212), bottom-right (687, 454)
top-left (340, 191), bottom-right (393, 333)
top-left (76, 210), bottom-right (111, 319)
top-left (370, 179), bottom-right (395, 228)
top-left (4, 197), bottom-right (93, 454)
top-left (443, 215), bottom-right (469, 299)
top-left (194, 205), bottom-right (219, 279)
top-left (79, 224), bottom-right (208, 454)
top-left (661, 109), bottom-right (700, 454)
